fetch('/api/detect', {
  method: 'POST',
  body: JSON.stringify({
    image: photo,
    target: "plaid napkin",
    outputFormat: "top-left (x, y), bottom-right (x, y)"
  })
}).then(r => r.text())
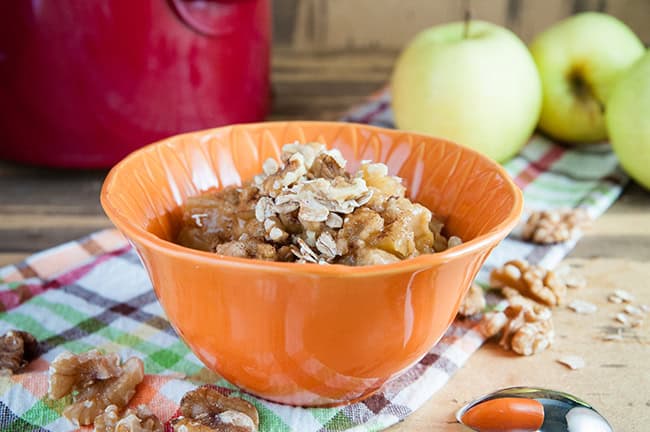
top-left (0, 89), bottom-right (627, 432)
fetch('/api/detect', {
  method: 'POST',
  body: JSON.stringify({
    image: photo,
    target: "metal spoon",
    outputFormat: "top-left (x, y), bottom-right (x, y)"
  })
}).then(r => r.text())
top-left (456, 386), bottom-right (613, 432)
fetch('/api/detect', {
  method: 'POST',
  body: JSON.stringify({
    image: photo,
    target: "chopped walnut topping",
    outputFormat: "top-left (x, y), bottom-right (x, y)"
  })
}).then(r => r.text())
top-left (215, 239), bottom-right (278, 261)
top-left (49, 351), bottom-right (144, 426)
top-left (458, 284), bottom-right (486, 317)
top-left (94, 404), bottom-right (162, 432)
top-left (490, 259), bottom-right (566, 307)
top-left (522, 208), bottom-right (591, 244)
top-left (177, 142), bottom-right (462, 266)
top-left (171, 386), bottom-right (258, 432)
top-left (0, 330), bottom-right (39, 375)
top-left (309, 152), bottom-right (346, 179)
top-left (281, 141), bottom-right (324, 169)
top-left (298, 197), bottom-right (330, 223)
top-left (480, 304), bottom-right (554, 356)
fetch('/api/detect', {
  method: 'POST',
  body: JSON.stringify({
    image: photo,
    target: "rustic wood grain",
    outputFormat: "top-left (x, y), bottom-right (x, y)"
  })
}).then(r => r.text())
top-left (390, 258), bottom-right (650, 431)
top-left (282, 0), bottom-right (650, 51)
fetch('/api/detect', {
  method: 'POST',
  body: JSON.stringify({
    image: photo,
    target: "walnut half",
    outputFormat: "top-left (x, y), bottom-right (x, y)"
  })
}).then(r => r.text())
top-left (458, 283), bottom-right (486, 317)
top-left (490, 259), bottom-right (567, 307)
top-left (0, 330), bottom-right (39, 374)
top-left (480, 304), bottom-right (554, 356)
top-left (172, 386), bottom-right (259, 432)
top-left (48, 351), bottom-right (144, 426)
top-left (522, 208), bottom-right (590, 244)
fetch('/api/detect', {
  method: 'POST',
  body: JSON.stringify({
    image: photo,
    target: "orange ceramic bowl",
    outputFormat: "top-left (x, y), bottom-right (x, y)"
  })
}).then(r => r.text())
top-left (101, 121), bottom-right (523, 406)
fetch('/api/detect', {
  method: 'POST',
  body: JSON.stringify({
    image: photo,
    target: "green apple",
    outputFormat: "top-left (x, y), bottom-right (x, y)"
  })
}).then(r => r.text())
top-left (391, 20), bottom-right (541, 163)
top-left (606, 51), bottom-right (650, 190)
top-left (529, 12), bottom-right (644, 143)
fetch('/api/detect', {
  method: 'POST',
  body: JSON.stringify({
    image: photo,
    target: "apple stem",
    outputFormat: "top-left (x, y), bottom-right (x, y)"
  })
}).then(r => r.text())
top-left (463, 1), bottom-right (471, 38)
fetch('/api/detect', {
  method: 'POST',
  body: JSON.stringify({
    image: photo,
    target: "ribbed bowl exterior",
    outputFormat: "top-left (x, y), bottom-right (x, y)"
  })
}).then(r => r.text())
top-left (101, 121), bottom-right (523, 406)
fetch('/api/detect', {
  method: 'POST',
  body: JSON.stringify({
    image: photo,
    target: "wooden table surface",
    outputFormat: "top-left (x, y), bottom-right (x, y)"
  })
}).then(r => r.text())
top-left (1, 47), bottom-right (649, 431)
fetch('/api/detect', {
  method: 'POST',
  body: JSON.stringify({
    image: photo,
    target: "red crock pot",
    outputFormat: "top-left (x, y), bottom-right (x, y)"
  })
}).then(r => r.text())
top-left (0, 0), bottom-right (270, 168)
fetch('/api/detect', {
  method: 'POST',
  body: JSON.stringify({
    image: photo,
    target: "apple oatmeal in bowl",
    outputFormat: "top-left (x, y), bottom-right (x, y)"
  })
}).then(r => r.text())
top-left (176, 142), bottom-right (461, 265)
top-left (101, 121), bottom-right (523, 406)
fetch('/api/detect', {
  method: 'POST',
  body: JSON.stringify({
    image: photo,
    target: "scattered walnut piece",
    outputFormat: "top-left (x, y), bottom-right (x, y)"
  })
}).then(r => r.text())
top-left (0, 330), bottom-right (39, 375)
top-left (522, 208), bottom-right (590, 244)
top-left (458, 284), bottom-right (486, 317)
top-left (490, 259), bottom-right (566, 307)
top-left (503, 304), bottom-right (554, 356)
top-left (171, 386), bottom-right (259, 432)
top-left (481, 303), bottom-right (554, 356)
top-left (49, 351), bottom-right (144, 426)
top-left (215, 239), bottom-right (278, 261)
top-left (556, 355), bottom-right (585, 370)
top-left (94, 404), bottom-right (162, 432)
top-left (568, 299), bottom-right (598, 315)
top-left (478, 311), bottom-right (508, 338)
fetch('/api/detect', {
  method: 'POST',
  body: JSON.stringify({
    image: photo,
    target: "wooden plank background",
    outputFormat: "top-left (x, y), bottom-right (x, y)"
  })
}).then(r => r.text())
top-left (2, 0), bottom-right (650, 262)
top-left (273, 0), bottom-right (650, 51)
top-left (270, 0), bottom-right (650, 122)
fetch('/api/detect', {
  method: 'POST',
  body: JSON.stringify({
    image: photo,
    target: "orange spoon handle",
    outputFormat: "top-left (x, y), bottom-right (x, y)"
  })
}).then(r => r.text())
top-left (461, 397), bottom-right (544, 432)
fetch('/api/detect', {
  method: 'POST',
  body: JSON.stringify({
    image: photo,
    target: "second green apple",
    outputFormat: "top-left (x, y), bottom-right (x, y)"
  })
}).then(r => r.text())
top-left (391, 21), bottom-right (542, 163)
top-left (529, 12), bottom-right (644, 143)
top-left (606, 51), bottom-right (650, 190)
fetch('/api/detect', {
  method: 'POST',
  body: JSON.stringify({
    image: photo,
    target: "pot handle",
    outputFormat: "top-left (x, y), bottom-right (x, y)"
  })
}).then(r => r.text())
top-left (168, 0), bottom-right (247, 37)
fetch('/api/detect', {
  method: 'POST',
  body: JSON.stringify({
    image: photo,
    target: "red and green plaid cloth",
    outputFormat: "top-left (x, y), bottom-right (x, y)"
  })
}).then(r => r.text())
top-left (0, 89), bottom-right (626, 431)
